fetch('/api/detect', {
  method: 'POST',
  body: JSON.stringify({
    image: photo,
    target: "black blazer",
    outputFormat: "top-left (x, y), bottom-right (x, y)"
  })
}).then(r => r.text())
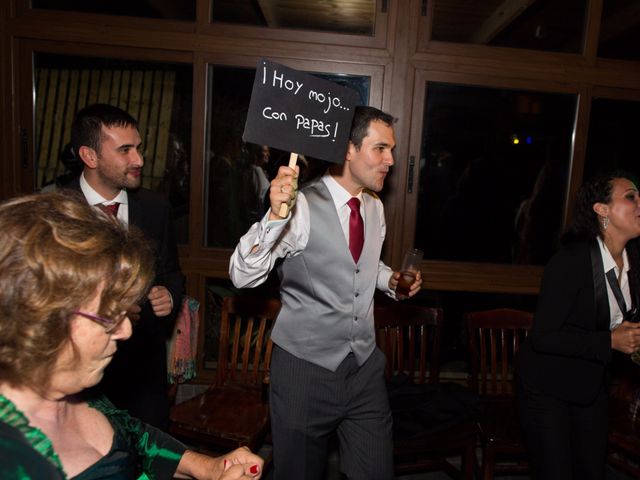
top-left (517, 240), bottom-right (614, 405)
top-left (63, 178), bottom-right (184, 391)
top-left (127, 187), bottom-right (184, 330)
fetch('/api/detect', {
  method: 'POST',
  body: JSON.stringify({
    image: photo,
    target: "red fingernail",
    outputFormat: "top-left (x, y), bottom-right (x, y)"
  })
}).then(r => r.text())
top-left (250, 464), bottom-right (259, 474)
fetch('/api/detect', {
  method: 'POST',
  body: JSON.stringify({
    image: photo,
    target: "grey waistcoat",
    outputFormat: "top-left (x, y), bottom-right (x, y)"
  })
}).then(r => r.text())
top-left (271, 179), bottom-right (384, 371)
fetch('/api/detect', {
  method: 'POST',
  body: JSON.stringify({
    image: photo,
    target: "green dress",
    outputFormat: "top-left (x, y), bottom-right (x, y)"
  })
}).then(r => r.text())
top-left (0, 390), bottom-right (186, 479)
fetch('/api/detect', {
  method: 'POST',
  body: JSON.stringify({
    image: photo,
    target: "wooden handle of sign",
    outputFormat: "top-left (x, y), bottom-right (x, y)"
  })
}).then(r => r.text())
top-left (278, 152), bottom-right (299, 218)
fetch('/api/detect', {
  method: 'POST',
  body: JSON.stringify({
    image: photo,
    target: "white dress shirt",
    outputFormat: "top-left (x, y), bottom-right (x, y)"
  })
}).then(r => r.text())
top-left (597, 236), bottom-right (631, 330)
top-left (230, 171), bottom-right (394, 294)
top-left (79, 173), bottom-right (175, 308)
top-left (80, 172), bottom-right (129, 224)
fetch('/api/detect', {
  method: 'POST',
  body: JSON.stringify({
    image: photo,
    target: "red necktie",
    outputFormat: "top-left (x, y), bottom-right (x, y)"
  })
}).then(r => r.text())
top-left (347, 197), bottom-right (364, 263)
top-left (100, 203), bottom-right (120, 217)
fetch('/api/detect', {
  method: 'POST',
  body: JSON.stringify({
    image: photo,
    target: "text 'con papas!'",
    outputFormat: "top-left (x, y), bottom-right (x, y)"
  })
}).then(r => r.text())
top-left (243, 59), bottom-right (359, 164)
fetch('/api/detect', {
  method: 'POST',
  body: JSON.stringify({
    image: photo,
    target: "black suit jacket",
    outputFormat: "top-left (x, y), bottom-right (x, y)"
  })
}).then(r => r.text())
top-left (517, 240), bottom-right (613, 405)
top-left (117, 188), bottom-right (184, 389)
top-left (63, 178), bottom-right (184, 394)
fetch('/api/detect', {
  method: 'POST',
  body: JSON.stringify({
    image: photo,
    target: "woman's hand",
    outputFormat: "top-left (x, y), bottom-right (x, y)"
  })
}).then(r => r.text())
top-left (175, 447), bottom-right (263, 480)
top-left (219, 447), bottom-right (263, 479)
top-left (220, 463), bottom-right (262, 480)
top-left (611, 321), bottom-right (640, 354)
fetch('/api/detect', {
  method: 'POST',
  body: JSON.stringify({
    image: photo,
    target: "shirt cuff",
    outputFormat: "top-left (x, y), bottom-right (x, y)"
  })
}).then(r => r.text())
top-left (377, 267), bottom-right (395, 297)
top-left (254, 210), bottom-right (289, 252)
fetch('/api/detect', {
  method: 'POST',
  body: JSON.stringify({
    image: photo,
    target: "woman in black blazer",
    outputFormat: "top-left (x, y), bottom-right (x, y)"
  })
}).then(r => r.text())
top-left (516, 172), bottom-right (640, 480)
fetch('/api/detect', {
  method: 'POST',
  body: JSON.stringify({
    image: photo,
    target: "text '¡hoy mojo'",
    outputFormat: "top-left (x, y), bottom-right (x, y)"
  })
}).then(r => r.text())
top-left (261, 64), bottom-right (350, 141)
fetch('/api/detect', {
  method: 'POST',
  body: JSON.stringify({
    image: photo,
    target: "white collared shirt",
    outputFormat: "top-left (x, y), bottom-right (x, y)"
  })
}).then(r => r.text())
top-left (597, 236), bottom-right (631, 330)
top-left (229, 171), bottom-right (393, 294)
top-left (323, 173), bottom-right (367, 241)
top-left (79, 172), bottom-right (130, 225)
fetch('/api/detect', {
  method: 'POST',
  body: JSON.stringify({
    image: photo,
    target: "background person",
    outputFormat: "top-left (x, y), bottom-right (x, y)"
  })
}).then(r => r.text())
top-left (0, 192), bottom-right (262, 480)
top-left (516, 171), bottom-right (640, 479)
top-left (66, 103), bottom-right (184, 429)
top-left (246, 143), bottom-right (271, 222)
top-left (230, 106), bottom-right (422, 479)
top-left (40, 142), bottom-right (84, 192)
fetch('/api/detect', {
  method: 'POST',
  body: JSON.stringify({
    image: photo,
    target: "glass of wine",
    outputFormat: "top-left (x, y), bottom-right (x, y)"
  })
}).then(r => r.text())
top-left (396, 248), bottom-right (423, 298)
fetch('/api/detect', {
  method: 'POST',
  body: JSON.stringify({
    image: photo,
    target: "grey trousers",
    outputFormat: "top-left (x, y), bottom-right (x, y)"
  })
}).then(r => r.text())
top-left (270, 345), bottom-right (394, 480)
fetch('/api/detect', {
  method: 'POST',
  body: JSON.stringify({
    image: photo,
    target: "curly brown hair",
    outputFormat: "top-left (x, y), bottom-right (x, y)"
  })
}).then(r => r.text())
top-left (0, 192), bottom-right (154, 393)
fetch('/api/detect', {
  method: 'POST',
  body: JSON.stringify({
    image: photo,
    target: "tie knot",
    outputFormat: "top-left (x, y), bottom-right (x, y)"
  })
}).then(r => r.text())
top-left (347, 197), bottom-right (360, 212)
top-left (99, 202), bottom-right (120, 217)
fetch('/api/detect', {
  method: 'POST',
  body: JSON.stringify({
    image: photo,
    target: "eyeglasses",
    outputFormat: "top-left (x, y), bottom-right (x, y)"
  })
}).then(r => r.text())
top-left (73, 310), bottom-right (127, 333)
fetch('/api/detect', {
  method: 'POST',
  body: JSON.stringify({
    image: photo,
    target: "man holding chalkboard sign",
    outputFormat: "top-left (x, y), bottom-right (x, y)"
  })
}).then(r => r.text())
top-left (230, 106), bottom-right (422, 479)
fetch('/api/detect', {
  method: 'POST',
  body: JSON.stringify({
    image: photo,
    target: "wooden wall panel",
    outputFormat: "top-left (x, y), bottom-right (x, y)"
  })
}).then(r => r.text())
top-left (32, 65), bottom-right (179, 190)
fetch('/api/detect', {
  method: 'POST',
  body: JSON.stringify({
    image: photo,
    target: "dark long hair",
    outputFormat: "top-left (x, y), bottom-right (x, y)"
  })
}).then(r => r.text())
top-left (562, 172), bottom-right (620, 244)
top-left (563, 171), bottom-right (640, 306)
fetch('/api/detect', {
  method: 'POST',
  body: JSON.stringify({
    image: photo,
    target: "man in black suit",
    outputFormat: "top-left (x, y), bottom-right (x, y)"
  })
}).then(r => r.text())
top-left (67, 103), bottom-right (184, 430)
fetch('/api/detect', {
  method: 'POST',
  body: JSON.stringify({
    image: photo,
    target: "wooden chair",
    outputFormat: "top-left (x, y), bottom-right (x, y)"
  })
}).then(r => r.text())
top-left (465, 308), bottom-right (533, 480)
top-left (375, 303), bottom-right (478, 479)
top-left (169, 296), bottom-right (281, 453)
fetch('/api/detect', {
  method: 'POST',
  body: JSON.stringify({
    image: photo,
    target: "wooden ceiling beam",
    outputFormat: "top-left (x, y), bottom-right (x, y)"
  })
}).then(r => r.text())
top-left (471, 0), bottom-right (536, 44)
top-left (256, 0), bottom-right (373, 32)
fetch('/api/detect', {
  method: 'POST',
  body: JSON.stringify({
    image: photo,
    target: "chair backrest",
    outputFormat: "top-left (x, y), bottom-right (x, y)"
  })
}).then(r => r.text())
top-left (217, 296), bottom-right (281, 386)
top-left (466, 308), bottom-right (533, 397)
top-left (374, 303), bottom-right (443, 384)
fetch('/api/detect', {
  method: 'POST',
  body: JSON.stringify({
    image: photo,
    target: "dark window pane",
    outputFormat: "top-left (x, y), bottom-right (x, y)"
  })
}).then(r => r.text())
top-left (32, 0), bottom-right (195, 20)
top-left (415, 83), bottom-right (576, 265)
top-left (431, 0), bottom-right (587, 54)
top-left (204, 64), bottom-right (370, 248)
top-left (34, 53), bottom-right (192, 243)
top-left (585, 98), bottom-right (640, 181)
top-left (212, 0), bottom-right (376, 35)
top-left (597, 0), bottom-right (640, 62)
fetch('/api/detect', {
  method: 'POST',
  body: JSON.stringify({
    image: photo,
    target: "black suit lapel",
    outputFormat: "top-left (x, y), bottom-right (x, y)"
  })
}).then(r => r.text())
top-left (127, 190), bottom-right (141, 228)
top-left (630, 273), bottom-right (640, 322)
top-left (590, 239), bottom-right (610, 331)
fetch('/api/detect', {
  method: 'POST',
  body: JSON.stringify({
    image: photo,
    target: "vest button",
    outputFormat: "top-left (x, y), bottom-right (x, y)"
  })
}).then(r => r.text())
top-left (355, 269), bottom-right (360, 274)
top-left (355, 292), bottom-right (359, 297)
top-left (354, 316), bottom-right (358, 322)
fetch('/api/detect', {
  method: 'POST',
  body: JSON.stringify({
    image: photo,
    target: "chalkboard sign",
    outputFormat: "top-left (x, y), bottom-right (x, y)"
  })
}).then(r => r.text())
top-left (243, 59), bottom-right (359, 164)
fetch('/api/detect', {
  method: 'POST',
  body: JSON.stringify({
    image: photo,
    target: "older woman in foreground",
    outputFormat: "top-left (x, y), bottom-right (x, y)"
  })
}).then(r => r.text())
top-left (0, 192), bottom-right (263, 480)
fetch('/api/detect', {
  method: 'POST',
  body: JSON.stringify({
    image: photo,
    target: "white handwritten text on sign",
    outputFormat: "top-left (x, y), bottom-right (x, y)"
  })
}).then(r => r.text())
top-left (243, 59), bottom-right (359, 164)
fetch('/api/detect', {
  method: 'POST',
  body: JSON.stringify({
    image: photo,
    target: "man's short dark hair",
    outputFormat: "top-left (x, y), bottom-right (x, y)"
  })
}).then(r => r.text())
top-left (71, 103), bottom-right (138, 155)
top-left (349, 106), bottom-right (395, 150)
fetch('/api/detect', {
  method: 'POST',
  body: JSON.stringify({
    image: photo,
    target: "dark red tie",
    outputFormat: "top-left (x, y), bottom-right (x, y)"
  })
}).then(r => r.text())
top-left (347, 197), bottom-right (364, 263)
top-left (100, 203), bottom-right (120, 217)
